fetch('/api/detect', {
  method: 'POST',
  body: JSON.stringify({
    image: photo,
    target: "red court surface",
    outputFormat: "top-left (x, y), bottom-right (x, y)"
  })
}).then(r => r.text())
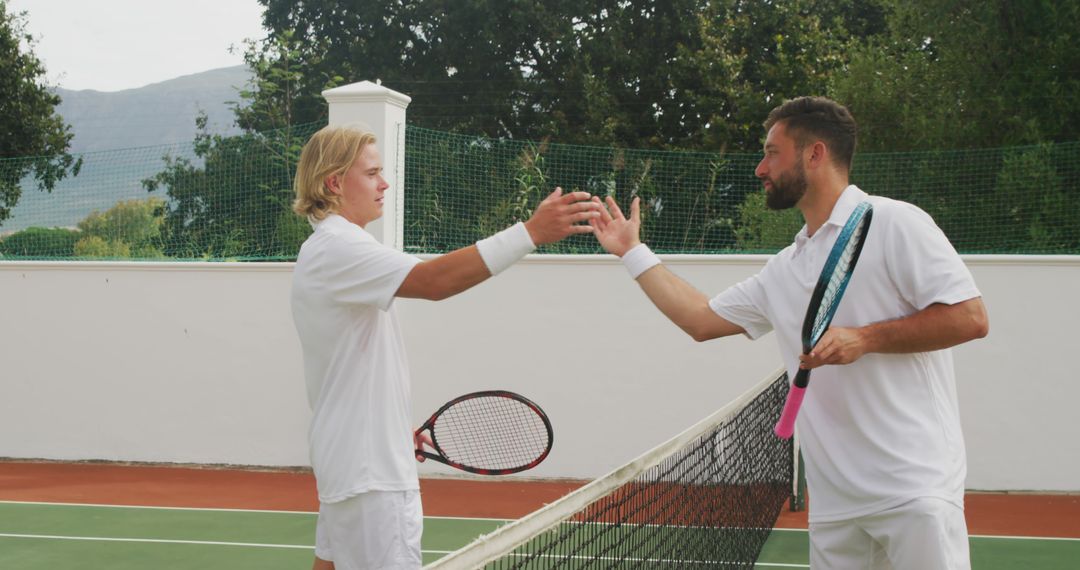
top-left (2, 461), bottom-right (1077, 538)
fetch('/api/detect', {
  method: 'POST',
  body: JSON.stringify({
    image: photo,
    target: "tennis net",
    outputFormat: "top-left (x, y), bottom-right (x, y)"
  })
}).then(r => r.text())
top-left (427, 367), bottom-right (794, 569)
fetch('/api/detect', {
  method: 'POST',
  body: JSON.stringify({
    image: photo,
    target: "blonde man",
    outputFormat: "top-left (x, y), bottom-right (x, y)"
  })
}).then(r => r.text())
top-left (291, 124), bottom-right (600, 570)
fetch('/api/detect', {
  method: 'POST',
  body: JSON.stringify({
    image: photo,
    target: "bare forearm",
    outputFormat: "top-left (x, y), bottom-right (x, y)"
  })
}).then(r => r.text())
top-left (636, 265), bottom-right (744, 341)
top-left (860, 298), bottom-right (989, 354)
top-left (591, 195), bottom-right (742, 341)
top-left (803, 298), bottom-right (988, 368)
top-left (396, 246), bottom-right (492, 301)
top-left (637, 265), bottom-right (708, 326)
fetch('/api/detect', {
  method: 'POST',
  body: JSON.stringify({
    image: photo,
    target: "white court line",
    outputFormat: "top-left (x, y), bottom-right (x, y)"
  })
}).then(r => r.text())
top-left (0, 533), bottom-right (312, 549)
top-left (0, 533), bottom-right (459, 555)
top-left (764, 527), bottom-right (1080, 543)
top-left (0, 500), bottom-right (508, 521)
top-left (970, 534), bottom-right (1080, 542)
top-left (0, 500), bottom-right (316, 515)
top-left (0, 533), bottom-right (806, 567)
top-left (3, 501), bottom-right (1076, 544)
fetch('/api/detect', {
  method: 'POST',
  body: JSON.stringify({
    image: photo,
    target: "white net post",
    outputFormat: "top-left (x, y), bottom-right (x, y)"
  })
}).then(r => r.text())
top-left (322, 81), bottom-right (410, 249)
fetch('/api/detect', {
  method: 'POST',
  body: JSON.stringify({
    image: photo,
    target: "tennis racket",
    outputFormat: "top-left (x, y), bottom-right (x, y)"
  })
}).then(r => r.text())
top-left (774, 201), bottom-right (874, 439)
top-left (415, 390), bottom-right (554, 475)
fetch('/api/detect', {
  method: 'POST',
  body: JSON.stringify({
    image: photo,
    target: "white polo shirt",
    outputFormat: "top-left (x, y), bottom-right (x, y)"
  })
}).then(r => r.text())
top-left (710, 185), bottom-right (981, 523)
top-left (291, 214), bottom-right (422, 503)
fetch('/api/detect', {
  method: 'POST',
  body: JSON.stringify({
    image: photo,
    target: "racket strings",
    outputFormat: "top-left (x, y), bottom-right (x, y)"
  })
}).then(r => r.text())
top-left (433, 396), bottom-right (550, 470)
top-left (811, 218), bottom-right (870, 340)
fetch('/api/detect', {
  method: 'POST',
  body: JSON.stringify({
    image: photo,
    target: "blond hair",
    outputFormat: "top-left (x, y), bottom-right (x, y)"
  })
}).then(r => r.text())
top-left (293, 125), bottom-right (378, 221)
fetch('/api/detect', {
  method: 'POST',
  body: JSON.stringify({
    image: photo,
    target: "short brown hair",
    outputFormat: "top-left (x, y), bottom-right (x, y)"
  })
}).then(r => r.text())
top-left (764, 97), bottom-right (857, 170)
top-left (293, 124), bottom-right (377, 221)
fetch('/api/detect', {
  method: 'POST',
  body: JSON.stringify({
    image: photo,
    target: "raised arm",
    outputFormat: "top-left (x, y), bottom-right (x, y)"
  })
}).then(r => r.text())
top-left (396, 188), bottom-right (600, 301)
top-left (591, 196), bottom-right (745, 342)
top-left (394, 246), bottom-right (491, 301)
top-left (800, 297), bottom-right (989, 369)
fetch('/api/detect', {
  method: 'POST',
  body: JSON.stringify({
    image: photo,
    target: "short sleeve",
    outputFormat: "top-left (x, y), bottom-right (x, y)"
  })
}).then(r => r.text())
top-left (880, 201), bottom-right (981, 310)
top-left (709, 272), bottom-right (774, 340)
top-left (321, 236), bottom-right (421, 311)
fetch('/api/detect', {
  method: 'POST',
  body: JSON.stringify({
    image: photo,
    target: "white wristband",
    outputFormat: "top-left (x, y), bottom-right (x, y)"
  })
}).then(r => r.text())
top-left (621, 243), bottom-right (661, 279)
top-left (476, 222), bottom-right (537, 276)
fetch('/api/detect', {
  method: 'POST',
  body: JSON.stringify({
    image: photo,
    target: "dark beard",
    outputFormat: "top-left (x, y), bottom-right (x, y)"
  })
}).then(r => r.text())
top-left (765, 160), bottom-right (808, 210)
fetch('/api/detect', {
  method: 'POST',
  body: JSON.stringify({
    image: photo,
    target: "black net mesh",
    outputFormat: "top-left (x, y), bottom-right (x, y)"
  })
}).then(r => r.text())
top-left (434, 372), bottom-right (793, 569)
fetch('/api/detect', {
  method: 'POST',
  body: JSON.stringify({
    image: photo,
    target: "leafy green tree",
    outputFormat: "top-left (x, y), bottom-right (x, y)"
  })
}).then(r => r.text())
top-left (250, 0), bottom-right (891, 150)
top-left (831, 0), bottom-right (1080, 151)
top-left (244, 0), bottom-right (889, 256)
top-left (518, 0), bottom-right (715, 148)
top-left (254, 0), bottom-right (574, 136)
top-left (827, 1), bottom-right (1080, 253)
top-left (734, 191), bottom-right (803, 251)
top-left (140, 29), bottom-right (332, 260)
top-left (73, 235), bottom-right (130, 258)
top-left (74, 197), bottom-right (166, 258)
top-left (0, 1), bottom-right (80, 226)
top-left (0, 226), bottom-right (79, 258)
top-left (143, 114), bottom-right (316, 259)
top-left (144, 0), bottom-right (1078, 257)
top-left (234, 30), bottom-right (342, 132)
top-left (989, 145), bottom-right (1079, 253)
top-left (681, 0), bottom-right (887, 151)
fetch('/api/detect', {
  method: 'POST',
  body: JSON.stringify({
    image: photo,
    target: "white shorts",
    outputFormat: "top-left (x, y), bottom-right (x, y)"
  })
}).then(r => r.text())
top-left (315, 490), bottom-right (423, 570)
top-left (809, 497), bottom-right (970, 570)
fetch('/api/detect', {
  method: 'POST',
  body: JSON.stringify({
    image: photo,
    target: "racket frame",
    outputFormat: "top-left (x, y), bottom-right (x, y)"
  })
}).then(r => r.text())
top-left (775, 201), bottom-right (874, 439)
top-left (415, 390), bottom-right (554, 475)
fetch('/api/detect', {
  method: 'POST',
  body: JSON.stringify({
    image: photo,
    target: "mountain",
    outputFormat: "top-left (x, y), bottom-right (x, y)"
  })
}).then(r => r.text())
top-left (55, 65), bottom-right (252, 153)
top-left (2, 66), bottom-right (253, 234)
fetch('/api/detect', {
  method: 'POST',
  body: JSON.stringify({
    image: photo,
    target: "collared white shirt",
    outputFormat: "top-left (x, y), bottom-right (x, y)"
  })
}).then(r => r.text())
top-left (291, 214), bottom-right (421, 503)
top-left (710, 185), bottom-right (981, 522)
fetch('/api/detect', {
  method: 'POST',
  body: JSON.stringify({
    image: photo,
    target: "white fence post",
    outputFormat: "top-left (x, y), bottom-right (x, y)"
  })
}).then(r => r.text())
top-left (322, 81), bottom-right (411, 249)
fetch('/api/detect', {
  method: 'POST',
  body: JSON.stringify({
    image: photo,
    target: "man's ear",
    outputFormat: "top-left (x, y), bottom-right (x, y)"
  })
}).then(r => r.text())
top-left (806, 140), bottom-right (828, 169)
top-left (325, 174), bottom-right (340, 195)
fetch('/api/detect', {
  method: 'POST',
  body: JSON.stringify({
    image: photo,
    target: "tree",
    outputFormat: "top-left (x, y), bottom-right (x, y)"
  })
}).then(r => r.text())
top-left (826, 1), bottom-right (1080, 252)
top-left (733, 191), bottom-right (803, 251)
top-left (73, 235), bottom-right (130, 258)
top-left (253, 0), bottom-right (578, 136)
top-left (249, 0), bottom-right (894, 150)
top-left (74, 197), bottom-right (167, 259)
top-left (0, 226), bottom-right (79, 258)
top-left (140, 27), bottom-right (338, 260)
top-left (143, 113), bottom-right (316, 259)
top-left (680, 0), bottom-right (888, 151)
top-left (0, 1), bottom-right (80, 226)
top-left (830, 0), bottom-right (1080, 151)
top-left (143, 0), bottom-right (1078, 257)
top-left (233, 29), bottom-right (342, 133)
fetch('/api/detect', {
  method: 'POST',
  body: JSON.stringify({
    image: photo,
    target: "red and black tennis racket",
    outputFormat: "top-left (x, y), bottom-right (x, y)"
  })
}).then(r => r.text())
top-left (415, 391), bottom-right (553, 475)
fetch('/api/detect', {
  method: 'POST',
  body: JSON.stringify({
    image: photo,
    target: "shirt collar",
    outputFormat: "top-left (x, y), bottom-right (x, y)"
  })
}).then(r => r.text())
top-left (824, 185), bottom-right (868, 230)
top-left (793, 184), bottom-right (866, 250)
top-left (315, 213), bottom-right (356, 231)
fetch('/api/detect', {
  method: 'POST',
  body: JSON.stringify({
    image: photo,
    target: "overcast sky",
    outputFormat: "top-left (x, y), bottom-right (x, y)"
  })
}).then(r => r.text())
top-left (8, 0), bottom-right (266, 92)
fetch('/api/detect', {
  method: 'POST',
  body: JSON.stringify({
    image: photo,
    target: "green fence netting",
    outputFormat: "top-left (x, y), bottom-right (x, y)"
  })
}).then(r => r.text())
top-left (405, 127), bottom-right (1080, 255)
top-left (1, 123), bottom-right (1077, 261)
top-left (0, 122), bottom-right (324, 261)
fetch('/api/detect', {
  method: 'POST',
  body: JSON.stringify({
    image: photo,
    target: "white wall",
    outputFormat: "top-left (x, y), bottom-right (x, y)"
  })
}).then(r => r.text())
top-left (0, 255), bottom-right (1077, 491)
top-left (0, 262), bottom-right (310, 466)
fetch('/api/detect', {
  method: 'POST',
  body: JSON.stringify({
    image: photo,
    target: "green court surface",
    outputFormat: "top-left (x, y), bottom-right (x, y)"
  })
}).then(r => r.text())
top-left (1, 501), bottom-right (1076, 569)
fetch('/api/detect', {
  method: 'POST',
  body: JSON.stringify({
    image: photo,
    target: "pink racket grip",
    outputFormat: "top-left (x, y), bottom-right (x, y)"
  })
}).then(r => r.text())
top-left (774, 385), bottom-right (807, 439)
